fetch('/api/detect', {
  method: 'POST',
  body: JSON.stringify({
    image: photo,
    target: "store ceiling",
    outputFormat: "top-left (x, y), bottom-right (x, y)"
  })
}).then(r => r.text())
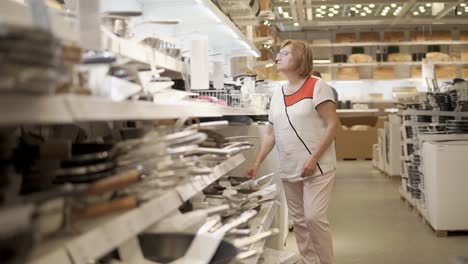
top-left (268, 0), bottom-right (468, 31)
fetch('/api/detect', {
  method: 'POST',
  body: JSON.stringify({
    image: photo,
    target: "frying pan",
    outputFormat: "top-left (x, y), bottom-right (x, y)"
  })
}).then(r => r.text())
top-left (138, 233), bottom-right (238, 264)
top-left (52, 131), bottom-right (206, 183)
top-left (138, 228), bottom-right (279, 264)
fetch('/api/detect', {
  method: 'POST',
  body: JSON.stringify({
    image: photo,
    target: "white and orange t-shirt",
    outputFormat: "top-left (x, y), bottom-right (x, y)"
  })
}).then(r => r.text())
top-left (268, 76), bottom-right (336, 182)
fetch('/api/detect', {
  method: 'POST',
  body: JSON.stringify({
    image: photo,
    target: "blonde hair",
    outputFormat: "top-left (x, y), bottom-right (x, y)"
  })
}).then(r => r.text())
top-left (280, 39), bottom-right (314, 77)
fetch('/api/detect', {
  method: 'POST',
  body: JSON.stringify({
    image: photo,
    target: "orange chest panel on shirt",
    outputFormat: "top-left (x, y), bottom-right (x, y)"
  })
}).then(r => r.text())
top-left (284, 77), bottom-right (318, 107)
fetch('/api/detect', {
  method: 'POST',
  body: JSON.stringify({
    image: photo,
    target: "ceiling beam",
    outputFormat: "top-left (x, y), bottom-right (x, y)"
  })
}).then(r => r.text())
top-left (296, 0), bottom-right (306, 26)
top-left (390, 0), bottom-right (417, 26)
top-left (435, 0), bottom-right (465, 19)
top-left (289, 0), bottom-right (298, 24)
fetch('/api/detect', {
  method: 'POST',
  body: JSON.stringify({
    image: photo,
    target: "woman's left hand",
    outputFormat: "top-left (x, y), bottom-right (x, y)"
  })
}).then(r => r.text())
top-left (301, 157), bottom-right (318, 177)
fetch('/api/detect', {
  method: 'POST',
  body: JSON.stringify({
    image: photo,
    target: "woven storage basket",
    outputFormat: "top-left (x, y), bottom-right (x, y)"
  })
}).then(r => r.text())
top-left (412, 31), bottom-right (452, 41)
top-left (348, 54), bottom-right (372, 63)
top-left (426, 52), bottom-right (450, 62)
top-left (463, 67), bottom-right (468, 78)
top-left (461, 51), bottom-right (468, 62)
top-left (388, 53), bottom-right (412, 62)
top-left (337, 67), bottom-right (360, 80)
top-left (435, 66), bottom-right (457, 79)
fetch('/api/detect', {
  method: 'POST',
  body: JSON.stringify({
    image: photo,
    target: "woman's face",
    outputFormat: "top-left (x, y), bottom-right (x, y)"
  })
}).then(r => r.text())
top-left (275, 44), bottom-right (296, 73)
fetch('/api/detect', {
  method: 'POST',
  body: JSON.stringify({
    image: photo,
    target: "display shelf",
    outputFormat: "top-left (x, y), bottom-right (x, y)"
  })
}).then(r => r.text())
top-left (418, 134), bottom-right (468, 142)
top-left (314, 61), bottom-right (468, 68)
top-left (402, 110), bottom-right (468, 117)
top-left (28, 154), bottom-right (245, 264)
top-left (240, 200), bottom-right (279, 264)
top-left (310, 40), bottom-right (468, 48)
top-left (101, 29), bottom-right (185, 73)
top-left (0, 94), bottom-right (270, 125)
top-left (337, 109), bottom-right (380, 117)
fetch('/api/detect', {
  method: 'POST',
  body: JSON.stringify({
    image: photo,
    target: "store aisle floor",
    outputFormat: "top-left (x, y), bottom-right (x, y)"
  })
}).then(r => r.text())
top-left (284, 161), bottom-right (468, 264)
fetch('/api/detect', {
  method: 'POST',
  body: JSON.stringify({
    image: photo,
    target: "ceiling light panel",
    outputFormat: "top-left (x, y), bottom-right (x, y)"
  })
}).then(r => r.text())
top-left (410, 3), bottom-right (440, 17)
top-left (311, 4), bottom-right (344, 19)
top-left (445, 3), bottom-right (468, 17)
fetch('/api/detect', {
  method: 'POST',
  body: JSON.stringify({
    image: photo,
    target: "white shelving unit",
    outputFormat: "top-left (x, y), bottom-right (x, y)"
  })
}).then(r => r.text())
top-left (0, 94), bottom-right (270, 125)
top-left (29, 154), bottom-right (245, 264)
top-left (310, 40), bottom-right (468, 48)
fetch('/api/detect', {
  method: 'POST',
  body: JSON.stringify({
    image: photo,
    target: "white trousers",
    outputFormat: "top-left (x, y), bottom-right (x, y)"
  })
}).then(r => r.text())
top-left (282, 170), bottom-right (335, 264)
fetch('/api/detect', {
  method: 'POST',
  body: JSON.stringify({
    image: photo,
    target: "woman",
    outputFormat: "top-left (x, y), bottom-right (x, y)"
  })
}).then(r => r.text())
top-left (247, 39), bottom-right (338, 264)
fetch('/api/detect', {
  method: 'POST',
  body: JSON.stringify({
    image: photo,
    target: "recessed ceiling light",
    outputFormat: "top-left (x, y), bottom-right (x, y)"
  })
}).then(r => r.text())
top-left (393, 12), bottom-right (398, 15)
top-left (361, 12), bottom-right (366, 16)
top-left (293, 22), bottom-right (299, 26)
top-left (316, 8), bottom-right (322, 12)
top-left (364, 7), bottom-right (370, 10)
top-left (366, 9), bottom-right (372, 14)
top-left (384, 6), bottom-right (390, 10)
top-left (381, 13), bottom-right (387, 16)
top-left (426, 3), bottom-right (432, 7)
top-left (350, 7), bottom-right (356, 11)
top-left (321, 11), bottom-right (326, 14)
top-left (391, 4), bottom-right (397, 8)
top-left (461, 3), bottom-right (466, 7)
top-left (316, 14), bottom-right (323, 17)
top-left (329, 8), bottom-right (335, 11)
top-left (369, 4), bottom-right (375, 8)
top-left (413, 11), bottom-right (419, 15)
top-left (334, 5), bottom-right (339, 9)
top-left (321, 5), bottom-right (326, 9)
top-left (333, 10), bottom-right (339, 14)
top-left (328, 13), bottom-right (334, 17)
top-left (457, 11), bottom-right (462, 15)
top-left (356, 4), bottom-right (362, 8)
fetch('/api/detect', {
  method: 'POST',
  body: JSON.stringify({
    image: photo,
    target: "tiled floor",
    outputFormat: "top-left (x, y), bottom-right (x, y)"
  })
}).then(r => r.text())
top-left (284, 161), bottom-right (468, 264)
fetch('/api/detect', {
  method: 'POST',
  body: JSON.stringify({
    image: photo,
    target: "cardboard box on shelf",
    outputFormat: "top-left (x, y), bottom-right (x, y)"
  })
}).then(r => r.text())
top-left (384, 31), bottom-right (405, 42)
top-left (336, 116), bottom-right (386, 160)
top-left (360, 32), bottom-right (380, 42)
top-left (336, 33), bottom-right (356, 43)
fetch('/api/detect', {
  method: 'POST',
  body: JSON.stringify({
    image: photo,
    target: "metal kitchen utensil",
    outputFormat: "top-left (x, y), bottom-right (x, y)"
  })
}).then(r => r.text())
top-left (179, 210), bottom-right (257, 264)
top-left (232, 228), bottom-right (280, 248)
